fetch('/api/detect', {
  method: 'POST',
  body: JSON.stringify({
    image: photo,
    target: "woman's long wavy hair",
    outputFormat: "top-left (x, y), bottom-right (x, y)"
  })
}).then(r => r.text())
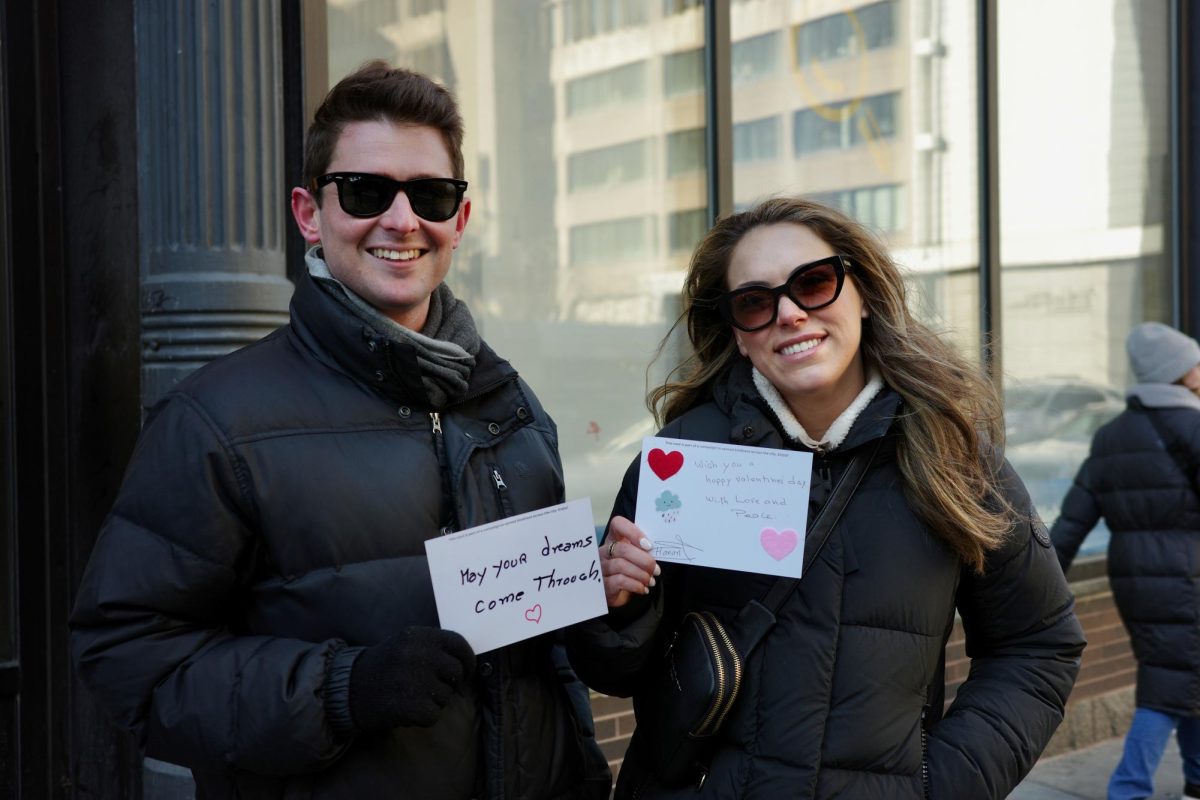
top-left (650, 197), bottom-right (1011, 572)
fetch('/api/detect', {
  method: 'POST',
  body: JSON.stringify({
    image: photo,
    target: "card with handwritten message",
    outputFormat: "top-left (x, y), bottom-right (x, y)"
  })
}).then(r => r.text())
top-left (634, 437), bottom-right (813, 578)
top-left (424, 498), bottom-right (607, 654)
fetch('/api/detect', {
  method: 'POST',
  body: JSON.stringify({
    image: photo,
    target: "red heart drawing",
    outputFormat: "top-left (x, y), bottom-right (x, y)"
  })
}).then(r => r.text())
top-left (760, 528), bottom-right (798, 561)
top-left (648, 448), bottom-right (684, 481)
top-left (524, 604), bottom-right (543, 624)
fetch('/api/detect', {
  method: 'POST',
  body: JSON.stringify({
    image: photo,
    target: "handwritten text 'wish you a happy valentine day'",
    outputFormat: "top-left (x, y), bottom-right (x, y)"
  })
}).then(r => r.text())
top-left (696, 456), bottom-right (807, 520)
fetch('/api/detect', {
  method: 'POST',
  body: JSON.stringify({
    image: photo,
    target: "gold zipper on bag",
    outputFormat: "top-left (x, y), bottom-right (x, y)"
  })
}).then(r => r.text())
top-left (689, 612), bottom-right (744, 736)
top-left (692, 614), bottom-right (726, 734)
top-left (707, 614), bottom-right (743, 732)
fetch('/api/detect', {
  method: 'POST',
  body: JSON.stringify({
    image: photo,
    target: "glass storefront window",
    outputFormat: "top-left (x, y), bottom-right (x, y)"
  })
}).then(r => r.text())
top-left (566, 61), bottom-right (647, 117)
top-left (733, 116), bottom-right (781, 164)
top-left (999, 0), bottom-right (1172, 554)
top-left (326, 0), bottom-right (708, 527)
top-left (664, 48), bottom-right (704, 98)
top-left (731, 0), bottom-right (981, 358)
top-left (567, 139), bottom-right (650, 192)
top-left (562, 0), bottom-right (648, 44)
top-left (794, 0), bottom-right (898, 65)
top-left (324, 0), bottom-right (1179, 548)
top-left (666, 128), bottom-right (706, 177)
top-left (732, 31), bottom-right (781, 85)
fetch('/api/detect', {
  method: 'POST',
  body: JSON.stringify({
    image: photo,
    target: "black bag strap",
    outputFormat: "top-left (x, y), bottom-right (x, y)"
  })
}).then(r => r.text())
top-left (757, 436), bottom-right (881, 613)
top-left (1130, 397), bottom-right (1200, 497)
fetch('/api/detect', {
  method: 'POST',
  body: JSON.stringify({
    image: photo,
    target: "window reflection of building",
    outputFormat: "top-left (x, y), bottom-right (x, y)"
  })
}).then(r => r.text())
top-left (664, 48), bottom-right (704, 97)
top-left (807, 184), bottom-right (903, 233)
top-left (568, 139), bottom-right (649, 192)
top-left (792, 93), bottom-right (899, 156)
top-left (324, 0), bottom-right (1176, 545)
top-left (569, 217), bottom-right (653, 267)
top-left (728, 0), bottom-right (914, 228)
top-left (732, 32), bottom-right (781, 85)
top-left (668, 208), bottom-right (707, 253)
top-left (562, 0), bottom-right (648, 44)
top-left (566, 61), bottom-right (646, 116)
top-left (734, 116), bottom-right (781, 164)
top-left (997, 0), bottom-right (1169, 545)
top-left (794, 1), bottom-right (898, 65)
top-left (997, 3), bottom-right (1170, 390)
top-left (666, 128), bottom-right (705, 176)
top-left (551, 2), bottom-right (708, 320)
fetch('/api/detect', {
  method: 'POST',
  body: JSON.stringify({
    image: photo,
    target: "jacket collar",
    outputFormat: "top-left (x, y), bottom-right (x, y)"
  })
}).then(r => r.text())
top-left (713, 358), bottom-right (900, 453)
top-left (289, 272), bottom-right (514, 410)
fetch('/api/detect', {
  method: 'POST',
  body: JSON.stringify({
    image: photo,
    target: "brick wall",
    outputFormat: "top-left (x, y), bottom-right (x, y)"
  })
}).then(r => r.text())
top-left (587, 554), bottom-right (1130, 779)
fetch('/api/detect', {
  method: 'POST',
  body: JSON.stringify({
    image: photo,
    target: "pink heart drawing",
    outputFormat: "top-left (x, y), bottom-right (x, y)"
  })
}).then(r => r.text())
top-left (760, 528), bottom-right (798, 561)
top-left (524, 604), bottom-right (543, 624)
top-left (648, 448), bottom-right (684, 481)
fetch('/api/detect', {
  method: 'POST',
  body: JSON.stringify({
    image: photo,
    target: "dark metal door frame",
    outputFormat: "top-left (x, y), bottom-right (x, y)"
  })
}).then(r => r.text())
top-left (2, 0), bottom-right (144, 797)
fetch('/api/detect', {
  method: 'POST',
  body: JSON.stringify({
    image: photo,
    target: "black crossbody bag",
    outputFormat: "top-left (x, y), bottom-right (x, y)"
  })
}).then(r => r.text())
top-left (644, 439), bottom-right (880, 789)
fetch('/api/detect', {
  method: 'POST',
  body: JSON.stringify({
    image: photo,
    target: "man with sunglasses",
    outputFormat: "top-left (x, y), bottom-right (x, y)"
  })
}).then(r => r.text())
top-left (71, 61), bottom-right (610, 800)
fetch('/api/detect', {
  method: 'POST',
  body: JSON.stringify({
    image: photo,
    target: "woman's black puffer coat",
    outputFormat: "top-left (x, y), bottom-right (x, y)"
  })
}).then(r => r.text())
top-left (567, 362), bottom-right (1084, 799)
top-left (1051, 386), bottom-right (1200, 715)
top-left (70, 274), bottom-right (610, 799)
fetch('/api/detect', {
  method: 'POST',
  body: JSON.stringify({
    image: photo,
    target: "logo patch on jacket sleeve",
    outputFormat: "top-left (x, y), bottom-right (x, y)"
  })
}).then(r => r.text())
top-left (1031, 518), bottom-right (1052, 548)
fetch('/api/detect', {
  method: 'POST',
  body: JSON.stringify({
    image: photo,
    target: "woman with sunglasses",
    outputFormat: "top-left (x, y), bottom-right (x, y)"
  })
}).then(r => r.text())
top-left (567, 197), bottom-right (1085, 799)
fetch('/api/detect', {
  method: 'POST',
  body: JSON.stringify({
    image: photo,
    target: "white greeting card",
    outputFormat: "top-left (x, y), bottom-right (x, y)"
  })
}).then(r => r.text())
top-left (424, 499), bottom-right (607, 654)
top-left (633, 437), bottom-right (813, 578)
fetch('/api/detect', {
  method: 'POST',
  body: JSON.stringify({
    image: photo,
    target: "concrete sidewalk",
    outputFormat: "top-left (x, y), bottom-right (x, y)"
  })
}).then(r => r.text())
top-left (1011, 734), bottom-right (1188, 799)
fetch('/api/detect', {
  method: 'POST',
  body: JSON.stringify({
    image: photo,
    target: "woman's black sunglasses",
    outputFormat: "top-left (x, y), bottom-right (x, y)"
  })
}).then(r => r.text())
top-left (313, 172), bottom-right (468, 221)
top-left (717, 255), bottom-right (851, 332)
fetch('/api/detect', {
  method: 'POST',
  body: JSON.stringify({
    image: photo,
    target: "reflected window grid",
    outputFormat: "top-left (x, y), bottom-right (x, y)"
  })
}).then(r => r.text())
top-left (323, 0), bottom-right (1176, 541)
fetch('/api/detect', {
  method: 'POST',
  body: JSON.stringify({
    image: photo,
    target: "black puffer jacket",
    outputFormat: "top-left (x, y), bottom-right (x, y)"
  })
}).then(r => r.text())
top-left (1051, 386), bottom-right (1200, 715)
top-left (567, 362), bottom-right (1084, 799)
top-left (70, 273), bottom-right (610, 799)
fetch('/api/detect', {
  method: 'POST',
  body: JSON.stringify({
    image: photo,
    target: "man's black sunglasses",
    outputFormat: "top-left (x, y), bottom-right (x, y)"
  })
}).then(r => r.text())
top-left (717, 255), bottom-right (851, 332)
top-left (313, 172), bottom-right (468, 221)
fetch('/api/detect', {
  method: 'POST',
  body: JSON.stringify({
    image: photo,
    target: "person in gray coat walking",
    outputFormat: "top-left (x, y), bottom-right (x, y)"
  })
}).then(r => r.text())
top-left (1052, 321), bottom-right (1200, 800)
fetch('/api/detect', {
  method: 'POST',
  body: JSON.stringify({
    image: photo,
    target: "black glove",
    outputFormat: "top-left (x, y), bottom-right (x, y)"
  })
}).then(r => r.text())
top-left (348, 627), bottom-right (476, 733)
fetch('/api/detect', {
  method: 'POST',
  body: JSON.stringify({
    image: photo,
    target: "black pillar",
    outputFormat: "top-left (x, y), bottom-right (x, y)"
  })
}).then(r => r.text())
top-left (136, 0), bottom-right (292, 412)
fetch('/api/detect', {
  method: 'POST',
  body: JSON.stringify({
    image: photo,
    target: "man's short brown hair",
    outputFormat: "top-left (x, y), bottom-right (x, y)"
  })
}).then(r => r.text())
top-left (303, 60), bottom-right (465, 196)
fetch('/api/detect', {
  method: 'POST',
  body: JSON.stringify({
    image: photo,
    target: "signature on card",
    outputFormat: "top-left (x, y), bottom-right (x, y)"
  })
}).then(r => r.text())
top-left (650, 534), bottom-right (704, 562)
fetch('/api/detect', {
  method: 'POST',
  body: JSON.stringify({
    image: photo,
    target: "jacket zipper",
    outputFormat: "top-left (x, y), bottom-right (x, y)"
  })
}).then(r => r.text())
top-left (921, 704), bottom-right (930, 799)
top-left (814, 452), bottom-right (832, 485)
top-left (490, 465), bottom-right (514, 518)
top-left (430, 412), bottom-right (456, 535)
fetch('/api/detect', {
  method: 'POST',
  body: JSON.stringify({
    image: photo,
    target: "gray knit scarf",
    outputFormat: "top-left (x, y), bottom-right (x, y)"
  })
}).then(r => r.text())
top-left (306, 247), bottom-right (481, 407)
top-left (1127, 382), bottom-right (1200, 413)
